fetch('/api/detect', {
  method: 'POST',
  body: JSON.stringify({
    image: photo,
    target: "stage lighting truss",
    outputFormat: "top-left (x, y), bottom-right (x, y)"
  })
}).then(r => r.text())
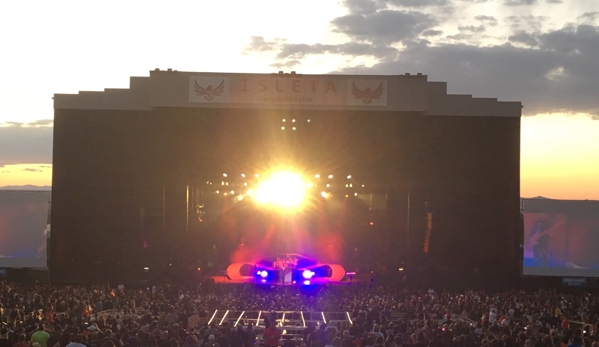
top-left (206, 171), bottom-right (367, 205)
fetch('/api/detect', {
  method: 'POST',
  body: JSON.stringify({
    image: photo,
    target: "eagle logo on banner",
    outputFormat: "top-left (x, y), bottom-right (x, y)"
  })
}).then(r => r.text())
top-left (194, 79), bottom-right (225, 101)
top-left (352, 82), bottom-right (384, 104)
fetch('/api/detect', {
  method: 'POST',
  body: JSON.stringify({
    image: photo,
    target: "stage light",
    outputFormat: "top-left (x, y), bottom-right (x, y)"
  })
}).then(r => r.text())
top-left (223, 173), bottom-right (227, 177)
top-left (303, 280), bottom-right (310, 285)
top-left (315, 174), bottom-right (320, 178)
top-left (254, 171), bottom-right (306, 210)
top-left (328, 175), bottom-right (333, 179)
top-left (302, 270), bottom-right (314, 279)
top-left (241, 173), bottom-right (246, 177)
top-left (260, 270), bottom-right (268, 278)
top-left (347, 175), bottom-right (351, 179)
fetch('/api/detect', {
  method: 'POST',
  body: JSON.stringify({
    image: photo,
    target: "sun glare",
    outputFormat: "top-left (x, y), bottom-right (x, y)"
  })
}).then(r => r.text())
top-left (254, 171), bottom-right (306, 210)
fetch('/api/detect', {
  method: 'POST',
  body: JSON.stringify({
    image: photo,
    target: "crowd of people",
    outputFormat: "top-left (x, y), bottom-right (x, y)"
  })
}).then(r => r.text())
top-left (1, 281), bottom-right (599, 347)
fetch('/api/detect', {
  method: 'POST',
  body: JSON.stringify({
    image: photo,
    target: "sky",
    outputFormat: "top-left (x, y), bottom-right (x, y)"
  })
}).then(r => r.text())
top-left (0, 0), bottom-right (598, 200)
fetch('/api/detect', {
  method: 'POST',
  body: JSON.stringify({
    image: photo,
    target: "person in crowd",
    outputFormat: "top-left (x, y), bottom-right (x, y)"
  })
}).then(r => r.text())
top-left (263, 321), bottom-right (281, 347)
top-left (31, 325), bottom-right (50, 347)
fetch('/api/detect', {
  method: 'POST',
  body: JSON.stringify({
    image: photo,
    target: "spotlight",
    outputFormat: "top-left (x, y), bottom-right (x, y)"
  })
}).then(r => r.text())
top-left (260, 270), bottom-right (268, 278)
top-left (303, 280), bottom-right (311, 285)
top-left (302, 270), bottom-right (314, 279)
top-left (255, 171), bottom-right (306, 210)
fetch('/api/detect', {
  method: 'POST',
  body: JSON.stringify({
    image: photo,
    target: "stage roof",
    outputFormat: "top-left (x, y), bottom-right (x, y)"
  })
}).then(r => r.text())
top-left (54, 70), bottom-right (521, 117)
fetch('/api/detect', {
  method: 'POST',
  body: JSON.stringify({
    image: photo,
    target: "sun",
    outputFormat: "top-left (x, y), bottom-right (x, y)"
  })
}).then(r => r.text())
top-left (254, 171), bottom-right (307, 211)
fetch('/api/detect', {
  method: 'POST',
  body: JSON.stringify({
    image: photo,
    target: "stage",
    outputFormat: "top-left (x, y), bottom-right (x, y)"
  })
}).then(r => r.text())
top-left (50, 70), bottom-right (522, 283)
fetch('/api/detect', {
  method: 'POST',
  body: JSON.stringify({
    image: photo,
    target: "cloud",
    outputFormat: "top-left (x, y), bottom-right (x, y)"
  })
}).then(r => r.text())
top-left (0, 185), bottom-right (51, 191)
top-left (446, 33), bottom-right (472, 41)
top-left (385, 0), bottom-right (449, 7)
top-left (578, 12), bottom-right (599, 22)
top-left (475, 15), bottom-right (498, 26)
top-left (0, 119), bottom-right (53, 128)
top-left (241, 0), bottom-right (599, 120)
top-left (274, 42), bottom-right (399, 60)
top-left (475, 15), bottom-right (497, 21)
top-left (334, 28), bottom-right (599, 116)
top-left (344, 0), bottom-right (383, 14)
top-left (0, 122), bottom-right (53, 166)
top-left (504, 0), bottom-right (537, 5)
top-left (422, 29), bottom-right (443, 36)
top-left (331, 10), bottom-right (438, 45)
top-left (244, 36), bottom-right (282, 53)
top-left (270, 60), bottom-right (302, 69)
top-left (28, 119), bottom-right (53, 127)
top-left (3, 121), bottom-right (24, 127)
top-left (509, 30), bottom-right (539, 46)
top-left (458, 25), bottom-right (486, 33)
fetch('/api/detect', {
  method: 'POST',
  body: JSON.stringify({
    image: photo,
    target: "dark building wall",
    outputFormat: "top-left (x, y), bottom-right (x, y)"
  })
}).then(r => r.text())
top-left (50, 108), bottom-right (520, 282)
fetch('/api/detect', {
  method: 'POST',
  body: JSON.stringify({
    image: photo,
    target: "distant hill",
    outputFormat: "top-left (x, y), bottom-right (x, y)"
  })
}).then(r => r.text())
top-left (0, 185), bottom-right (51, 191)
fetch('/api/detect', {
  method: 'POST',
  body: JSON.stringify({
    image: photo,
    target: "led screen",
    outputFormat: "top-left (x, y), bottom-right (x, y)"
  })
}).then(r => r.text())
top-left (0, 190), bottom-right (50, 268)
top-left (523, 199), bottom-right (599, 277)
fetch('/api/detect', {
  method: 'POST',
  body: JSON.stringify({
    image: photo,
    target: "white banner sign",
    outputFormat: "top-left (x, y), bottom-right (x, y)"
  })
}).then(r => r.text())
top-left (189, 76), bottom-right (387, 106)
